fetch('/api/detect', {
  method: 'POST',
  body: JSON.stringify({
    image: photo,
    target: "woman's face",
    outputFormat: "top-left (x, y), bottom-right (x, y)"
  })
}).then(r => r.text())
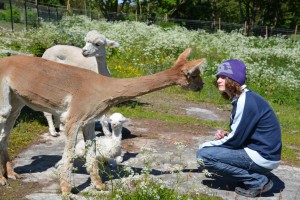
top-left (217, 75), bottom-right (227, 92)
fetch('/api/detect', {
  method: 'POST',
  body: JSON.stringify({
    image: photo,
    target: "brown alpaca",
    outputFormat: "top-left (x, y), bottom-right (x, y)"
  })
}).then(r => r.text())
top-left (0, 48), bottom-right (205, 196)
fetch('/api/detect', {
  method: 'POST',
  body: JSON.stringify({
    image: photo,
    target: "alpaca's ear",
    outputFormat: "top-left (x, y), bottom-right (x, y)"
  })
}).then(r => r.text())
top-left (106, 39), bottom-right (120, 48)
top-left (121, 117), bottom-right (129, 123)
top-left (179, 48), bottom-right (191, 59)
top-left (174, 48), bottom-right (191, 65)
top-left (187, 58), bottom-right (206, 74)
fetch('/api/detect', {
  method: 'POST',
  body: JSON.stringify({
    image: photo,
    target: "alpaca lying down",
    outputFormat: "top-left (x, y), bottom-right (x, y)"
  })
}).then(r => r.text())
top-left (56, 113), bottom-right (128, 168)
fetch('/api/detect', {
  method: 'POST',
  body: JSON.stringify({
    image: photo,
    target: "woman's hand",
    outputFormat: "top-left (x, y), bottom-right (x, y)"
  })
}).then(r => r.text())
top-left (214, 130), bottom-right (228, 140)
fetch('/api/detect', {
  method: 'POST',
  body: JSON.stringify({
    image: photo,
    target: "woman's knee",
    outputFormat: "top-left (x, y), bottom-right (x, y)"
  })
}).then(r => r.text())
top-left (196, 147), bottom-right (212, 163)
top-left (196, 148), bottom-right (205, 159)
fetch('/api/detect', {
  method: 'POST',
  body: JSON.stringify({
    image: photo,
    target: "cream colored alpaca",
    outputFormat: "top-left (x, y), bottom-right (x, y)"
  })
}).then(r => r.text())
top-left (42, 30), bottom-right (119, 137)
top-left (0, 48), bottom-right (205, 197)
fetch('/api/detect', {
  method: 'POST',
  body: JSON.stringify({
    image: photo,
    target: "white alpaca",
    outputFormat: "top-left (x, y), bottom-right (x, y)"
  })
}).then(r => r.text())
top-left (55, 113), bottom-right (128, 168)
top-left (42, 30), bottom-right (120, 137)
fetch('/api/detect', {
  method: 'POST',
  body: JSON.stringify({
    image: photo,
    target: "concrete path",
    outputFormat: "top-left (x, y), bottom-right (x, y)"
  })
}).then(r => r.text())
top-left (11, 108), bottom-right (300, 200)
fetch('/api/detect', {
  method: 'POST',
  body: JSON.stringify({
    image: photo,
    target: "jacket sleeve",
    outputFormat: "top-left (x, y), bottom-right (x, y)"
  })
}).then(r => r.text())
top-left (200, 91), bottom-right (259, 149)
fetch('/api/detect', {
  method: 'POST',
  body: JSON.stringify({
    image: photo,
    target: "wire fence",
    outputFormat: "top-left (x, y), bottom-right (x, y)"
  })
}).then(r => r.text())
top-left (0, 0), bottom-right (298, 39)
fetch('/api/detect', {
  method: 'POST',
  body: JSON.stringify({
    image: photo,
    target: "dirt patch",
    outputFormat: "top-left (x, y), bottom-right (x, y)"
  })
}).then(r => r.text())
top-left (121, 118), bottom-right (214, 152)
top-left (0, 179), bottom-right (43, 200)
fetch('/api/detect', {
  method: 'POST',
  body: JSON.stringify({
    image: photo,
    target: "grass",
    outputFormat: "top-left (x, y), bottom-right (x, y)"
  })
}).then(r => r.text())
top-left (8, 107), bottom-right (48, 159)
top-left (0, 20), bottom-right (31, 32)
top-left (80, 174), bottom-right (222, 200)
top-left (272, 103), bottom-right (300, 166)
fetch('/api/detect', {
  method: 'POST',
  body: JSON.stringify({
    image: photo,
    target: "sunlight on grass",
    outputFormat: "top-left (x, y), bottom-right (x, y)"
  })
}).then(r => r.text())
top-left (9, 119), bottom-right (47, 159)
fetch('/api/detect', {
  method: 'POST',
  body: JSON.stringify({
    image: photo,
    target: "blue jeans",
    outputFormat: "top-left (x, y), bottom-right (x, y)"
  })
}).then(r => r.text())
top-left (196, 146), bottom-right (272, 190)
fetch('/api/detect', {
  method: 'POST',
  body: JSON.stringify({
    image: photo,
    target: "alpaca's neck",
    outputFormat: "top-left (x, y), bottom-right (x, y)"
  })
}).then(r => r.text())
top-left (103, 68), bottom-right (179, 103)
top-left (95, 54), bottom-right (111, 77)
top-left (112, 127), bottom-right (122, 140)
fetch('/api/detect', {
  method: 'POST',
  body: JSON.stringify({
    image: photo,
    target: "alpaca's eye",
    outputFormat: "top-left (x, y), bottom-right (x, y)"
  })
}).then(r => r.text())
top-left (95, 43), bottom-right (101, 46)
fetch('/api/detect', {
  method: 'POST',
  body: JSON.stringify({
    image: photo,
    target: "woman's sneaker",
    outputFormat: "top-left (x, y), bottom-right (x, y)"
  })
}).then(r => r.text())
top-left (235, 179), bottom-right (273, 198)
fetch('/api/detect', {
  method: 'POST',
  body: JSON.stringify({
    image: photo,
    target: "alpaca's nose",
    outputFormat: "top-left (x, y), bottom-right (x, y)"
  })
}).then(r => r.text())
top-left (82, 49), bottom-right (89, 57)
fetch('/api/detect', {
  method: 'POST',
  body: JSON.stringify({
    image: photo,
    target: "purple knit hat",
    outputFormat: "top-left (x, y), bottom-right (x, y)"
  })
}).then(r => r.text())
top-left (216, 59), bottom-right (246, 85)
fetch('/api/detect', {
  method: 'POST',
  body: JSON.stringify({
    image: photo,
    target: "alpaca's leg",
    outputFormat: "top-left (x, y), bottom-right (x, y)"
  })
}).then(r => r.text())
top-left (44, 112), bottom-right (59, 137)
top-left (59, 122), bottom-right (80, 196)
top-left (0, 87), bottom-right (23, 184)
top-left (0, 118), bottom-right (7, 185)
top-left (82, 122), bottom-right (106, 190)
top-left (0, 80), bottom-right (10, 185)
top-left (56, 116), bottom-right (65, 134)
top-left (100, 114), bottom-right (111, 136)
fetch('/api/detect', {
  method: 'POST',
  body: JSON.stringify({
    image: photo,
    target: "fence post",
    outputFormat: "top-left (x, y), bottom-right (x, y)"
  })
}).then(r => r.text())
top-left (265, 26), bottom-right (268, 38)
top-left (294, 25), bottom-right (298, 45)
top-left (36, 0), bottom-right (40, 26)
top-left (48, 5), bottom-right (51, 21)
top-left (24, 0), bottom-right (28, 30)
top-left (218, 17), bottom-right (221, 31)
top-left (164, 14), bottom-right (168, 22)
top-left (66, 0), bottom-right (70, 16)
top-left (56, 6), bottom-right (58, 21)
top-left (244, 21), bottom-right (247, 36)
top-left (135, 8), bottom-right (137, 21)
top-left (9, 0), bottom-right (13, 32)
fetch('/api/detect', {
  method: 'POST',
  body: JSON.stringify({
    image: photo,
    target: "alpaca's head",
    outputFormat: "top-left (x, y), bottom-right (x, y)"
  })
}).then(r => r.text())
top-left (82, 30), bottom-right (120, 57)
top-left (173, 48), bottom-right (206, 92)
top-left (109, 113), bottom-right (128, 130)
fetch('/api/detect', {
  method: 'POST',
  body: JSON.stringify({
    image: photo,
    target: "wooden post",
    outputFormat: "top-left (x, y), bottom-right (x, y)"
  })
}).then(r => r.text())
top-left (24, 0), bottom-right (28, 30)
top-left (9, 0), bottom-right (13, 32)
top-left (135, 7), bottom-right (137, 21)
top-left (244, 21), bottom-right (247, 36)
top-left (294, 25), bottom-right (298, 45)
top-left (66, 0), bottom-right (70, 16)
top-left (265, 26), bottom-right (268, 38)
top-left (164, 14), bottom-right (168, 22)
top-left (218, 17), bottom-right (221, 31)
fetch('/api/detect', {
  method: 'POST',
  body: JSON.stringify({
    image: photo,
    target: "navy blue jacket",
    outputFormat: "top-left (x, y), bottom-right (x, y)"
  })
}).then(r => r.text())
top-left (200, 89), bottom-right (282, 169)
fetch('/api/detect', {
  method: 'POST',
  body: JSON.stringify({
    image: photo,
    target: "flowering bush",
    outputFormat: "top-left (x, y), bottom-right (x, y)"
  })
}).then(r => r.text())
top-left (0, 15), bottom-right (299, 104)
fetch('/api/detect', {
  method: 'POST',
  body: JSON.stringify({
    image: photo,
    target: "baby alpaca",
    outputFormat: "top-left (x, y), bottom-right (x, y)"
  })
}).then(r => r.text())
top-left (75, 113), bottom-right (128, 167)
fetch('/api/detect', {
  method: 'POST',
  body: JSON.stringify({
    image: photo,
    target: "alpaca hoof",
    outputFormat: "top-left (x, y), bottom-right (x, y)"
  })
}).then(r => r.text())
top-left (0, 177), bottom-right (7, 186)
top-left (61, 193), bottom-right (73, 200)
top-left (50, 132), bottom-right (60, 137)
top-left (94, 183), bottom-right (106, 191)
top-left (7, 172), bottom-right (21, 180)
